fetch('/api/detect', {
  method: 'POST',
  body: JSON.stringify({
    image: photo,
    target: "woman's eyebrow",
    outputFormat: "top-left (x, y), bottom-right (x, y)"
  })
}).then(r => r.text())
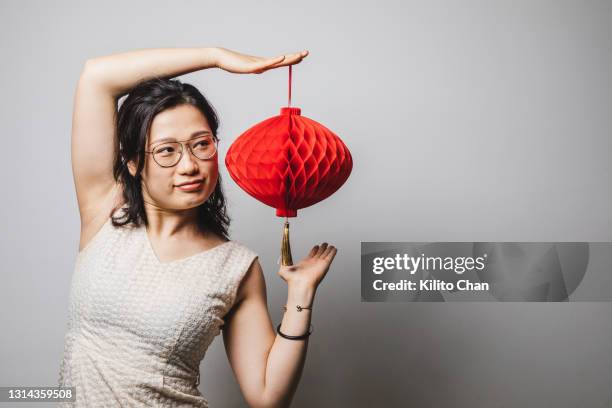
top-left (151, 130), bottom-right (212, 144)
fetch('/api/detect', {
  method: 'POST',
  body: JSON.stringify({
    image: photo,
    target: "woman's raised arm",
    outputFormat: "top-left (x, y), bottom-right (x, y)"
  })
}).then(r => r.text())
top-left (71, 47), bottom-right (307, 248)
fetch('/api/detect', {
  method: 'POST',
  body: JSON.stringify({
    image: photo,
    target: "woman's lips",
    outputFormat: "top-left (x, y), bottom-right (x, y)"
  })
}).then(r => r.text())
top-left (176, 181), bottom-right (203, 191)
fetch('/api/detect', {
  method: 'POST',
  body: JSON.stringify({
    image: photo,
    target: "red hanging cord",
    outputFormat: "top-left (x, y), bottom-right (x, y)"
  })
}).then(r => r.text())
top-left (288, 65), bottom-right (292, 107)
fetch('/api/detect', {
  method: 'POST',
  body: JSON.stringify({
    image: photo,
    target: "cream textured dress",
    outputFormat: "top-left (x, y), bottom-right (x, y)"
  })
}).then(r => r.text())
top-left (58, 215), bottom-right (258, 407)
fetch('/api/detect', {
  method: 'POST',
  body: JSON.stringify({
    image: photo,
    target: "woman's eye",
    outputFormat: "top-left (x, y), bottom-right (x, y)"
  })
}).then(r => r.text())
top-left (156, 146), bottom-right (175, 155)
top-left (194, 141), bottom-right (210, 149)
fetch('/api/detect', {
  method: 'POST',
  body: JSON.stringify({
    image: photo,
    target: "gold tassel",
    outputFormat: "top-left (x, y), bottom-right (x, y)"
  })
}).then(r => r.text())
top-left (280, 219), bottom-right (293, 266)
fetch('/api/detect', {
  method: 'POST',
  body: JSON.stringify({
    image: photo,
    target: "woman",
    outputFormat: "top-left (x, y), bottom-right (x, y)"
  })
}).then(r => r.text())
top-left (58, 47), bottom-right (337, 408)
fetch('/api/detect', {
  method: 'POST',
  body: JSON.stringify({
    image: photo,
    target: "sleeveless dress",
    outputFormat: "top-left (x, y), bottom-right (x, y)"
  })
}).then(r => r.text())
top-left (57, 216), bottom-right (258, 407)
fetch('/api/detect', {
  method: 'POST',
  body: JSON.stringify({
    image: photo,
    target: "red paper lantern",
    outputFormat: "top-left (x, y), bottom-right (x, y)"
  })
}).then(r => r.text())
top-left (225, 107), bottom-right (352, 215)
top-left (225, 66), bottom-right (353, 265)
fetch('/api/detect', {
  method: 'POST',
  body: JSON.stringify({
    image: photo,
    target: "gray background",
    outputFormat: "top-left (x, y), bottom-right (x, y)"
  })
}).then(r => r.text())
top-left (1, 0), bottom-right (611, 406)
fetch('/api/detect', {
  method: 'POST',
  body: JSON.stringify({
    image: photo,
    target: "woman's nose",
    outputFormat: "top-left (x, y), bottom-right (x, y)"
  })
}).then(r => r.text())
top-left (177, 148), bottom-right (198, 174)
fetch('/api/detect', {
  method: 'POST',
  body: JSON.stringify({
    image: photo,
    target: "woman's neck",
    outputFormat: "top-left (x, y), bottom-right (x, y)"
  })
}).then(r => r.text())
top-left (143, 201), bottom-right (200, 239)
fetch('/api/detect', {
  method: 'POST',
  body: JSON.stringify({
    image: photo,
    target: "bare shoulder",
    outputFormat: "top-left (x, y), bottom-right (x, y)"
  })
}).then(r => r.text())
top-left (234, 255), bottom-right (265, 306)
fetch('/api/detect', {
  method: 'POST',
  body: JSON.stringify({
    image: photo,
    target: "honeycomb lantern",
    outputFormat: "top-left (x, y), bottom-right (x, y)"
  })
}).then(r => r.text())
top-left (225, 107), bottom-right (352, 214)
top-left (225, 105), bottom-right (353, 266)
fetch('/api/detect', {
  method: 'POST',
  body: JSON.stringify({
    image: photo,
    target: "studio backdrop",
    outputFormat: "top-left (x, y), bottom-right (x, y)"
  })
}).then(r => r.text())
top-left (1, 0), bottom-right (612, 407)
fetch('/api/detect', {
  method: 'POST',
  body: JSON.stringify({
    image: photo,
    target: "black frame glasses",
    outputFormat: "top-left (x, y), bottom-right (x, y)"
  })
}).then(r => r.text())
top-left (144, 135), bottom-right (219, 168)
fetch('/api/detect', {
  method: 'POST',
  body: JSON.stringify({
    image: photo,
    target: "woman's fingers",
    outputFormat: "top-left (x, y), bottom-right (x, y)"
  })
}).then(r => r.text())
top-left (308, 245), bottom-right (319, 258)
top-left (323, 246), bottom-right (337, 261)
top-left (255, 50), bottom-right (308, 72)
top-left (274, 51), bottom-right (308, 67)
top-left (260, 55), bottom-right (286, 68)
top-left (317, 243), bottom-right (336, 262)
top-left (250, 55), bottom-right (285, 74)
top-left (315, 242), bottom-right (328, 257)
top-left (321, 244), bottom-right (333, 257)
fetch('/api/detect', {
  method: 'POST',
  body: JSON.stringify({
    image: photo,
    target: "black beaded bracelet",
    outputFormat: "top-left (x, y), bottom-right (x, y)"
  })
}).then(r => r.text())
top-left (276, 323), bottom-right (313, 340)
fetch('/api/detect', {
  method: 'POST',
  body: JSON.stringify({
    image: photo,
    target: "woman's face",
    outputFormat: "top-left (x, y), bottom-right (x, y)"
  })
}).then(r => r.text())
top-left (137, 104), bottom-right (218, 211)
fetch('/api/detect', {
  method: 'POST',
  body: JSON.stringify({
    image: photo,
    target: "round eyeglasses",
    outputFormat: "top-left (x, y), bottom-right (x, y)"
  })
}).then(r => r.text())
top-left (144, 135), bottom-right (218, 168)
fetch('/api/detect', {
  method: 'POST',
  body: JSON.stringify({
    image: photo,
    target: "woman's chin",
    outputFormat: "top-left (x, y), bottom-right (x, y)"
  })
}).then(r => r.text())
top-left (178, 194), bottom-right (210, 210)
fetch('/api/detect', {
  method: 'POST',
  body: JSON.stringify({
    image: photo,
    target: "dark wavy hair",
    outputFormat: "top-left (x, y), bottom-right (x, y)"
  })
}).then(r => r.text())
top-left (110, 77), bottom-right (231, 240)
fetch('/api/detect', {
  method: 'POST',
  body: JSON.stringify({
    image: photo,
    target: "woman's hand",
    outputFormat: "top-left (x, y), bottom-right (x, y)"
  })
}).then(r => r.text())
top-left (213, 47), bottom-right (309, 74)
top-left (279, 243), bottom-right (337, 290)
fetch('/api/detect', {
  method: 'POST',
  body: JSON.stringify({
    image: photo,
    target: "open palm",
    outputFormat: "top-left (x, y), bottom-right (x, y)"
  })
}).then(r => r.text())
top-left (214, 47), bottom-right (309, 74)
top-left (279, 243), bottom-right (337, 289)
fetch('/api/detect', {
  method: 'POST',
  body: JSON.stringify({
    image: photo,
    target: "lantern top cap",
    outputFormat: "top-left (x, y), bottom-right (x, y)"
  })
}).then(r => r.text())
top-left (280, 107), bottom-right (301, 116)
